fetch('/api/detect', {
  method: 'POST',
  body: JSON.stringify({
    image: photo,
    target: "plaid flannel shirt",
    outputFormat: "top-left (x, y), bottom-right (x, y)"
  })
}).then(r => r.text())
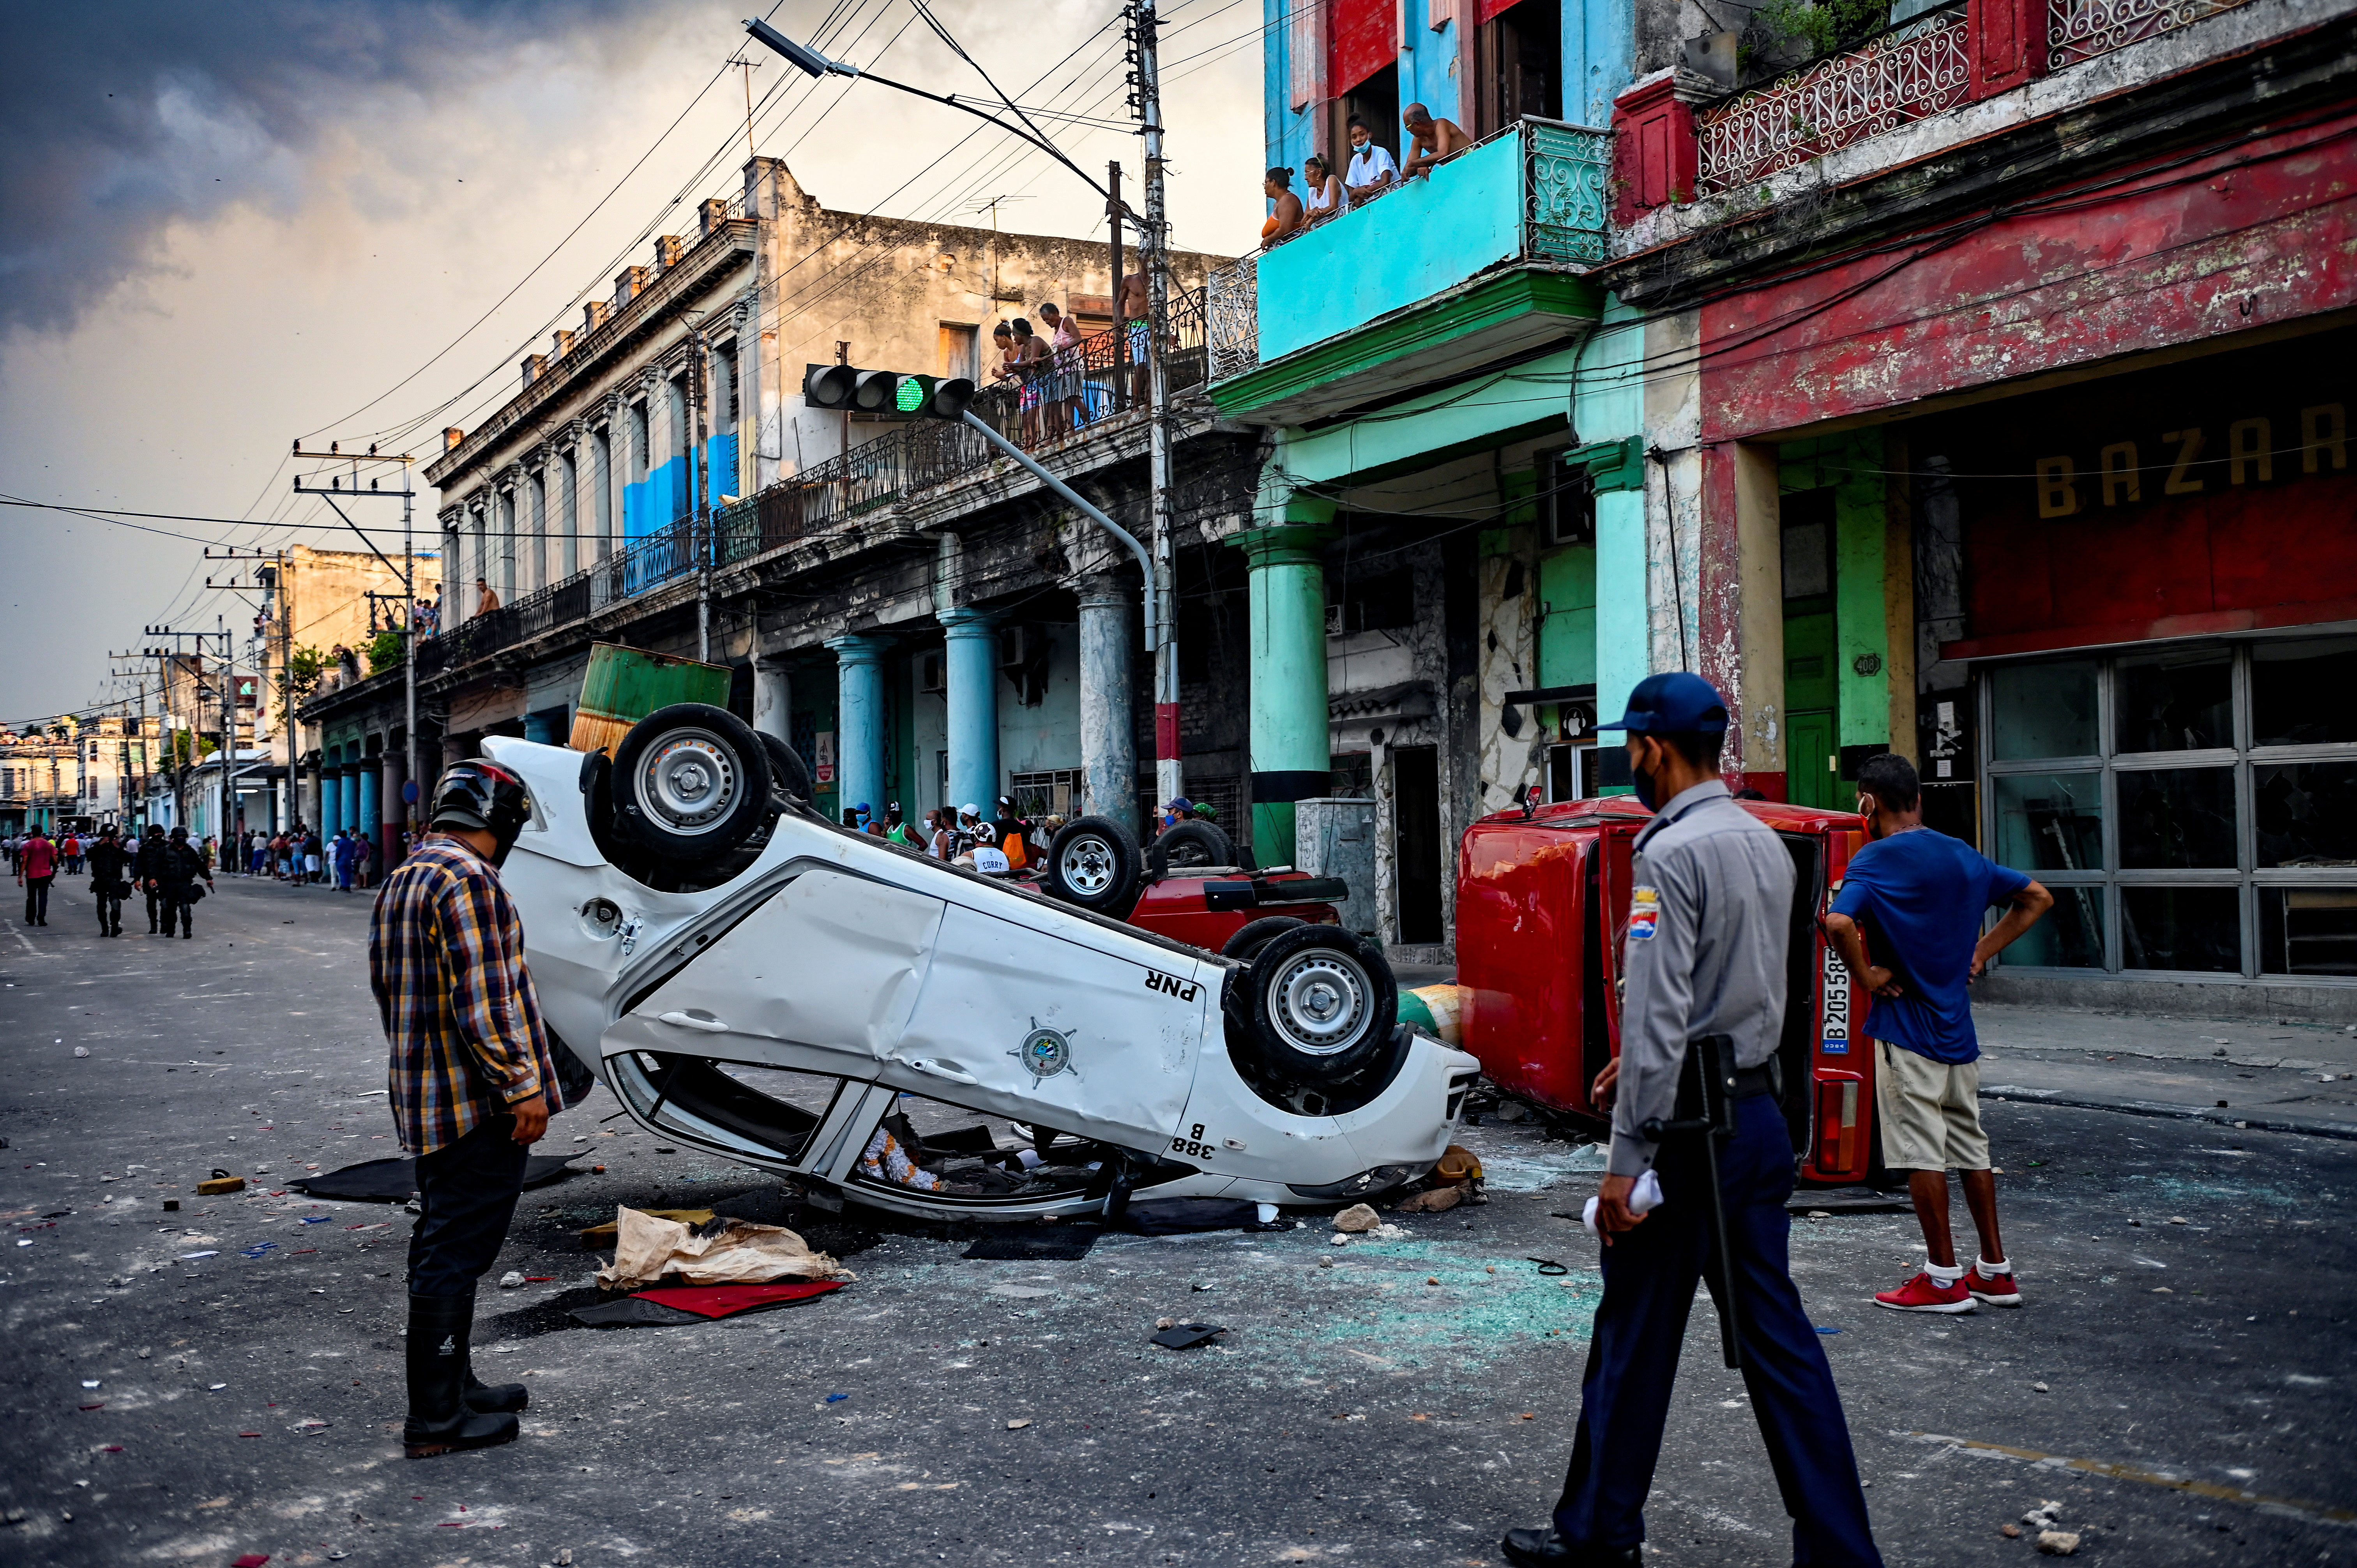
top-left (369, 835), bottom-right (562, 1155)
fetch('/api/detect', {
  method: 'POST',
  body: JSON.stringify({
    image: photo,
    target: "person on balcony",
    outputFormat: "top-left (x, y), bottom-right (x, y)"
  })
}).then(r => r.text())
top-left (1119, 271), bottom-right (1151, 406)
top-left (1343, 115), bottom-right (1399, 204)
top-left (1007, 317), bottom-right (1051, 443)
top-left (1261, 167), bottom-right (1305, 245)
top-left (1037, 302), bottom-right (1086, 433)
top-left (1302, 153), bottom-right (1345, 221)
top-left (475, 577), bottom-right (500, 616)
top-left (1402, 103), bottom-right (1471, 178)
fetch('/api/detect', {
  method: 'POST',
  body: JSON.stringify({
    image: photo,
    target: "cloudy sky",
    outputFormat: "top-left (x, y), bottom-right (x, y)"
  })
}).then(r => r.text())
top-left (0, 0), bottom-right (1266, 728)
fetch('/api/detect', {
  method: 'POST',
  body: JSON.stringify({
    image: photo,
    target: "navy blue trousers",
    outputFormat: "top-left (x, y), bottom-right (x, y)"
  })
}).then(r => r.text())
top-left (407, 1116), bottom-right (529, 1299)
top-left (1553, 1093), bottom-right (1883, 1567)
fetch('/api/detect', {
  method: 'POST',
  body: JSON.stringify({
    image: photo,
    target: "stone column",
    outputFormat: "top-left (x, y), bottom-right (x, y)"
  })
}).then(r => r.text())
top-left (358, 755), bottom-right (382, 873)
top-left (938, 608), bottom-right (1002, 818)
top-left (752, 657), bottom-right (793, 746)
top-left (1233, 506), bottom-right (1336, 865)
top-left (825, 634), bottom-right (891, 823)
top-left (320, 755), bottom-right (342, 839)
top-left (380, 751), bottom-right (406, 869)
top-left (1071, 576), bottom-right (1135, 833)
top-left (339, 765), bottom-right (360, 848)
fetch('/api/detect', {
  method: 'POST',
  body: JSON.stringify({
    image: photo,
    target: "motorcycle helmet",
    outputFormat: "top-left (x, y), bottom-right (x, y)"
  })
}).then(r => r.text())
top-left (429, 759), bottom-right (534, 867)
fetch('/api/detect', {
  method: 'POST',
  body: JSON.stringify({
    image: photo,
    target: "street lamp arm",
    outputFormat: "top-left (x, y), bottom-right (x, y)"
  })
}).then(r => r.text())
top-left (958, 411), bottom-right (1157, 653)
top-left (742, 18), bottom-right (1140, 222)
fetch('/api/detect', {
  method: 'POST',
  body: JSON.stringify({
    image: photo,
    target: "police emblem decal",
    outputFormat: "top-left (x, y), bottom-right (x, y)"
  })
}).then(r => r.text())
top-left (1627, 885), bottom-right (1661, 940)
top-left (1012, 1024), bottom-right (1074, 1081)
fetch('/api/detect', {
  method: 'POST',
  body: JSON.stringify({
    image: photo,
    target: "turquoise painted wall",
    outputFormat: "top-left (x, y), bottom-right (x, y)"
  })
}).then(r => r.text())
top-left (1258, 129), bottom-right (1525, 362)
top-left (1578, 299), bottom-right (1646, 761)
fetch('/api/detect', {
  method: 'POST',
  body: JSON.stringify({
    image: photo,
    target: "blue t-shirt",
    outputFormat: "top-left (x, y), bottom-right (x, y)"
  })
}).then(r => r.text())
top-left (1830, 828), bottom-right (2031, 1064)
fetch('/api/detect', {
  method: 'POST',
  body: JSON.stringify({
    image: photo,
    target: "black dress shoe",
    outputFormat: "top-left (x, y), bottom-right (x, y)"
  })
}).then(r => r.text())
top-left (1500, 1526), bottom-right (1641, 1568)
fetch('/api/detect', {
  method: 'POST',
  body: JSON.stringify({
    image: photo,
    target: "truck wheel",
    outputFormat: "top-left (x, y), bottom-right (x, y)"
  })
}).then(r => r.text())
top-left (1235, 924), bottom-right (1396, 1086)
top-left (613, 703), bottom-right (772, 861)
top-left (758, 732), bottom-right (814, 804)
top-left (1041, 814), bottom-right (1141, 914)
top-left (1148, 819), bottom-right (1235, 878)
top-left (1221, 915), bottom-right (1305, 962)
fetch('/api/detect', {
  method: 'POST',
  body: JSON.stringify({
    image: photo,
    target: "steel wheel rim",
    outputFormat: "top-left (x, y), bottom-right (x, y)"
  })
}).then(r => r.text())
top-left (1266, 948), bottom-right (1370, 1056)
top-left (1058, 832), bottom-right (1118, 896)
top-left (636, 728), bottom-right (738, 833)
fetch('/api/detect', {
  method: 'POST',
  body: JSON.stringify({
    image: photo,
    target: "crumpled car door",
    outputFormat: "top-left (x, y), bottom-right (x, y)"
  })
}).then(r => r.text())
top-left (617, 867), bottom-right (945, 1068)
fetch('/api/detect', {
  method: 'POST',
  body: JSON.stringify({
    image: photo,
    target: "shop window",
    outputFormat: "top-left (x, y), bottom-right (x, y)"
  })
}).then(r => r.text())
top-left (2260, 886), bottom-right (2357, 975)
top-left (2253, 637), bottom-right (2357, 747)
top-left (2117, 768), bottom-right (2237, 869)
top-left (1992, 772), bottom-right (2102, 873)
top-left (2119, 886), bottom-right (2242, 973)
top-left (1008, 768), bottom-right (1082, 819)
top-left (1991, 660), bottom-right (2097, 761)
top-left (2114, 649), bottom-right (2232, 754)
top-left (2255, 760), bottom-right (2357, 867)
top-left (1781, 497), bottom-right (1833, 600)
top-left (2007, 885), bottom-right (2106, 969)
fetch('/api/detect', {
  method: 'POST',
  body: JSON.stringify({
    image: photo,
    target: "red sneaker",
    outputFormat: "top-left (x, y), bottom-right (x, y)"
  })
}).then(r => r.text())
top-left (1874, 1270), bottom-right (1976, 1313)
top-left (1968, 1263), bottom-right (2023, 1307)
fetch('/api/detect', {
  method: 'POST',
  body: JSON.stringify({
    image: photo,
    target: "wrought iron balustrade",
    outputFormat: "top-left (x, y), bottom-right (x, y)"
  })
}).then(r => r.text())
top-left (2048, 0), bottom-right (2253, 67)
top-left (1524, 119), bottom-right (1612, 264)
top-left (1206, 255), bottom-right (1259, 382)
top-left (1696, 4), bottom-right (1971, 194)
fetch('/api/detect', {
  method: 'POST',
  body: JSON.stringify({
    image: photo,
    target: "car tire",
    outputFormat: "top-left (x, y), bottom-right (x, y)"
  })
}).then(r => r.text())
top-left (1235, 923), bottom-right (1397, 1086)
top-left (1148, 819), bottom-right (1235, 879)
top-left (1221, 915), bottom-right (1306, 962)
top-left (757, 732), bottom-right (815, 804)
top-left (612, 703), bottom-right (773, 861)
top-left (1041, 814), bottom-right (1141, 915)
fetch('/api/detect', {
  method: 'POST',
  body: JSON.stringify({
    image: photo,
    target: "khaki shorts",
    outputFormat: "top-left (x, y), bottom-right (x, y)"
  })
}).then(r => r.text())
top-left (1875, 1040), bottom-right (1990, 1172)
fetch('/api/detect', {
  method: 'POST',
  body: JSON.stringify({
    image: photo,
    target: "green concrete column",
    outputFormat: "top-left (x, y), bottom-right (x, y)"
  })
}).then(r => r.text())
top-left (1232, 497), bottom-right (1335, 865)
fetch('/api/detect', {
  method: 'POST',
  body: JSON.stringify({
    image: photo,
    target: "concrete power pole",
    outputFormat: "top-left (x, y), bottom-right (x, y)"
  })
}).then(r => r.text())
top-left (1131, 0), bottom-right (1182, 812)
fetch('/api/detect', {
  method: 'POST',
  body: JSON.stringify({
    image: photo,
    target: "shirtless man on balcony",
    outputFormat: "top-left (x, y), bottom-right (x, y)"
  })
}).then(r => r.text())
top-left (1402, 103), bottom-right (1471, 177)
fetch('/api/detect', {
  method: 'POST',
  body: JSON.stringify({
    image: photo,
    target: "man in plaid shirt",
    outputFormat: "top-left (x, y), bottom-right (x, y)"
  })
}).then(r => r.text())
top-left (370, 759), bottom-right (563, 1458)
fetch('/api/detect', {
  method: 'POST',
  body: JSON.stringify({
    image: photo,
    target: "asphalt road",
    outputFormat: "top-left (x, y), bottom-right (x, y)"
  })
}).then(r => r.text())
top-left (3, 875), bottom-right (2353, 1567)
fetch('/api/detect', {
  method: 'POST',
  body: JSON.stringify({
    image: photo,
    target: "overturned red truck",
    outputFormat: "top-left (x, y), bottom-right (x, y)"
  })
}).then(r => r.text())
top-left (1456, 796), bottom-right (1879, 1185)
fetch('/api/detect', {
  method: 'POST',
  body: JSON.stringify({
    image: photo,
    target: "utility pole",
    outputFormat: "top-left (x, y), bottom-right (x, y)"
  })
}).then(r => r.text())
top-left (1107, 162), bottom-right (1125, 411)
top-left (203, 546), bottom-right (289, 831)
top-left (1130, 0), bottom-right (1182, 810)
top-left (292, 443), bottom-right (419, 863)
top-left (144, 625), bottom-right (230, 838)
top-left (107, 653), bottom-right (151, 830)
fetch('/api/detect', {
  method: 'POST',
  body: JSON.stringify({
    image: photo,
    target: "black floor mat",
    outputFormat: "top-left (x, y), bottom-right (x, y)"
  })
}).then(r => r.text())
top-left (290, 1153), bottom-right (581, 1202)
top-left (963, 1225), bottom-right (1102, 1260)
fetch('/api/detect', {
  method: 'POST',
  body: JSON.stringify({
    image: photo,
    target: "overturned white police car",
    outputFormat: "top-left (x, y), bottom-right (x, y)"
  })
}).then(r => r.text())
top-left (481, 704), bottom-right (1477, 1224)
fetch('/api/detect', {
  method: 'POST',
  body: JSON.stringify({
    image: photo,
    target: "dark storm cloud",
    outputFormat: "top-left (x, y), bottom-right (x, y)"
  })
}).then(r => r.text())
top-left (0, 1), bottom-right (642, 335)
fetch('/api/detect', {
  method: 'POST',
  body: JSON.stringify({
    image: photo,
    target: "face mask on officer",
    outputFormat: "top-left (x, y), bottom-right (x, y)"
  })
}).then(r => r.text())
top-left (1629, 738), bottom-right (1668, 812)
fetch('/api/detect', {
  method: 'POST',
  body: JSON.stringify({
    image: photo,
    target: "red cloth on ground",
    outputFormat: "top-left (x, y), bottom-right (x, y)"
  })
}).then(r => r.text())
top-left (629, 1280), bottom-right (844, 1319)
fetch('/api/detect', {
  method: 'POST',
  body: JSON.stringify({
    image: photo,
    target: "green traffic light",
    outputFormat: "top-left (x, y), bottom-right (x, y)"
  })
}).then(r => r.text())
top-left (895, 376), bottom-right (926, 414)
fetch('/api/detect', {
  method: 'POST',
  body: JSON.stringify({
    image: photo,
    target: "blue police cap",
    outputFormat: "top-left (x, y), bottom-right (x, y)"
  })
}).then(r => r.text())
top-left (1596, 672), bottom-right (1731, 735)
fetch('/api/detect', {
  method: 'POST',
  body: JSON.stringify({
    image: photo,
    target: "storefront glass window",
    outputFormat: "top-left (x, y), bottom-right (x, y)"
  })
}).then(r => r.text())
top-left (2253, 638), bottom-right (2357, 747)
top-left (2117, 768), bottom-right (2237, 869)
top-left (2113, 650), bottom-right (2232, 753)
top-left (2119, 886), bottom-right (2242, 972)
top-left (1985, 638), bottom-right (2357, 984)
top-left (1992, 772), bottom-right (2102, 872)
top-left (1991, 660), bottom-right (2097, 761)
top-left (2259, 885), bottom-right (2357, 976)
top-left (2254, 761), bottom-right (2357, 868)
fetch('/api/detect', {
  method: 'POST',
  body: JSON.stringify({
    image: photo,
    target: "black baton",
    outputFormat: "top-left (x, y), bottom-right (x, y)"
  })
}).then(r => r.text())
top-left (1641, 1034), bottom-right (1744, 1370)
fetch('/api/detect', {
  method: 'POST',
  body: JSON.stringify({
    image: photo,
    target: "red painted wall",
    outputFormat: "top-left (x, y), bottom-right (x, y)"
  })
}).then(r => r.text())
top-left (1694, 109), bottom-right (2357, 443)
top-left (1329, 0), bottom-right (1395, 96)
top-left (1923, 330), bottom-right (2357, 659)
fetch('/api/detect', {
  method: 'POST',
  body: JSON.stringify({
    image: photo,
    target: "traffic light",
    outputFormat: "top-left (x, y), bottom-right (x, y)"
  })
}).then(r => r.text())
top-left (802, 365), bottom-right (976, 422)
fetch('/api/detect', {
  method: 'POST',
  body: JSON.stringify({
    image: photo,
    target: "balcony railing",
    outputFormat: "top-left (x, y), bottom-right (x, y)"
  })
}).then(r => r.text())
top-left (426, 295), bottom-right (1210, 671)
top-left (1210, 117), bottom-right (1609, 381)
top-left (1695, 2), bottom-right (1971, 194)
top-left (2048, 0), bottom-right (2252, 67)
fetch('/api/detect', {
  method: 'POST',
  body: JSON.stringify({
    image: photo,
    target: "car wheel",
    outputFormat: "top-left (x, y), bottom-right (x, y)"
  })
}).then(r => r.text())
top-left (1221, 915), bottom-right (1306, 962)
top-left (1041, 814), bottom-right (1141, 914)
top-left (1237, 924), bottom-right (1397, 1086)
top-left (612, 703), bottom-right (772, 860)
top-left (758, 732), bottom-right (815, 803)
top-left (1148, 819), bottom-right (1235, 878)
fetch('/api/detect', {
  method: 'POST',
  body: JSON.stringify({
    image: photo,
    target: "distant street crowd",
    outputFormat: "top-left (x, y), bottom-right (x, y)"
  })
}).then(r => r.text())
top-left (5, 819), bottom-right (408, 939)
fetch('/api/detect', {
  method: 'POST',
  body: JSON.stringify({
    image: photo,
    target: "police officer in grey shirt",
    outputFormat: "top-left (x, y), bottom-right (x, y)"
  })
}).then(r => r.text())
top-left (1503, 672), bottom-right (1883, 1568)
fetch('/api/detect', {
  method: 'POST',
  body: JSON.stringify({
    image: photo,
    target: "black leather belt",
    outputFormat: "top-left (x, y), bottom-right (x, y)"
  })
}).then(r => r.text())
top-left (1729, 1061), bottom-right (1777, 1100)
top-left (1671, 1049), bottom-right (1780, 1120)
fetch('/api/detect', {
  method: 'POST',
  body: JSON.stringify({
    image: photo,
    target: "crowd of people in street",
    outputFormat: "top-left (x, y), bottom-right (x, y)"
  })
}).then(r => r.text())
top-left (4, 816), bottom-right (418, 939)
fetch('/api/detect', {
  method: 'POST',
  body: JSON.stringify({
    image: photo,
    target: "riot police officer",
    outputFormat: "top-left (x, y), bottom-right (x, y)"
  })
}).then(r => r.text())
top-left (1502, 672), bottom-right (1883, 1568)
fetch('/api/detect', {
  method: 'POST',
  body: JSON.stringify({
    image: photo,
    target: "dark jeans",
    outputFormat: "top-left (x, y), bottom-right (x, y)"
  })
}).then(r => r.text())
top-left (1551, 1093), bottom-right (1883, 1568)
top-left (96, 890), bottom-right (122, 932)
top-left (162, 884), bottom-right (196, 935)
top-left (407, 1115), bottom-right (530, 1299)
top-left (23, 875), bottom-right (50, 923)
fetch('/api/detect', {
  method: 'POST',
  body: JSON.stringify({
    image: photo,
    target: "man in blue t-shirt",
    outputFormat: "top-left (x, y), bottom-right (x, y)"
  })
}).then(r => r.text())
top-left (1823, 754), bottom-right (2052, 1315)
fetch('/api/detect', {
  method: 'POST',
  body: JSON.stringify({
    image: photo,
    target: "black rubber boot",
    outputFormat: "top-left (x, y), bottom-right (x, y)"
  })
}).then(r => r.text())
top-left (464, 1362), bottom-right (529, 1415)
top-left (403, 1293), bottom-right (519, 1458)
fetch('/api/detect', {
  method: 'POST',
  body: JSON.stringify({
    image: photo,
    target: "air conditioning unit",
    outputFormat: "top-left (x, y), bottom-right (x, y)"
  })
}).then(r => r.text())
top-left (998, 624), bottom-right (1036, 671)
top-left (919, 652), bottom-right (946, 694)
